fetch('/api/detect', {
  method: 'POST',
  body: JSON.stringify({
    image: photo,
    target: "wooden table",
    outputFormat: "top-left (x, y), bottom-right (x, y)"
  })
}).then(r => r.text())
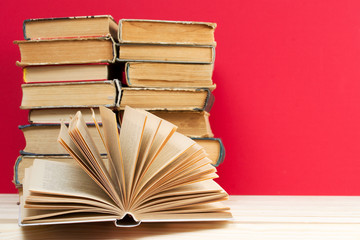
top-left (1, 194), bottom-right (360, 239)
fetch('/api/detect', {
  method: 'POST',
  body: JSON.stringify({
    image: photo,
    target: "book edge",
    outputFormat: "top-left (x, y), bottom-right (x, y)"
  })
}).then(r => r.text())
top-left (24, 15), bottom-right (116, 40)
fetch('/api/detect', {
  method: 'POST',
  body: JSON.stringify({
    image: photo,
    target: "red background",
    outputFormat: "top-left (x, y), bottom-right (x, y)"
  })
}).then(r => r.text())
top-left (1, 0), bottom-right (360, 195)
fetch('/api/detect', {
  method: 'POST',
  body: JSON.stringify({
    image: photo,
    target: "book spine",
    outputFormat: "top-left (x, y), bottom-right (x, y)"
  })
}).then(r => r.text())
top-left (111, 39), bottom-right (117, 63)
top-left (114, 79), bottom-right (122, 107)
top-left (118, 20), bottom-right (123, 43)
top-left (13, 156), bottom-right (22, 188)
top-left (191, 137), bottom-right (225, 167)
top-left (23, 20), bottom-right (29, 40)
top-left (124, 62), bottom-right (132, 86)
top-left (213, 138), bottom-right (225, 167)
top-left (195, 89), bottom-right (214, 112)
top-left (27, 110), bottom-right (32, 123)
top-left (211, 46), bottom-right (216, 64)
top-left (23, 68), bottom-right (27, 83)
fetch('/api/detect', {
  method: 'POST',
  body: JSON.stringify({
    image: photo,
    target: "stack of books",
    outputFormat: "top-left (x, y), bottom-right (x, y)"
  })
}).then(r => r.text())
top-left (13, 16), bottom-right (225, 188)
top-left (13, 15), bottom-right (232, 227)
top-left (13, 15), bottom-right (120, 188)
top-left (116, 19), bottom-right (225, 169)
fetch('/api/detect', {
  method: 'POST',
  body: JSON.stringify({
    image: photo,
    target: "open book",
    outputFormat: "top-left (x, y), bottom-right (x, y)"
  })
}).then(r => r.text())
top-left (20, 106), bottom-right (232, 227)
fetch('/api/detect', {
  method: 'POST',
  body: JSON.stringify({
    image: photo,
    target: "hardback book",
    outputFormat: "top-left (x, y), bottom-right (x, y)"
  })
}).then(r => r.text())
top-left (14, 136), bottom-right (225, 188)
top-left (20, 80), bottom-right (214, 111)
top-left (19, 124), bottom-right (224, 166)
top-left (14, 141), bottom-right (224, 188)
top-left (13, 155), bottom-right (85, 188)
top-left (19, 106), bottom-right (232, 226)
top-left (28, 108), bottom-right (102, 124)
top-left (119, 19), bottom-right (216, 45)
top-left (29, 108), bottom-right (213, 138)
top-left (19, 123), bottom-right (107, 155)
top-left (20, 80), bottom-right (121, 109)
top-left (124, 62), bottom-right (215, 89)
top-left (120, 110), bottom-right (214, 138)
top-left (118, 44), bottom-right (215, 64)
top-left (191, 138), bottom-right (225, 167)
top-left (23, 15), bottom-right (118, 40)
top-left (14, 37), bottom-right (116, 66)
top-left (23, 63), bottom-right (121, 83)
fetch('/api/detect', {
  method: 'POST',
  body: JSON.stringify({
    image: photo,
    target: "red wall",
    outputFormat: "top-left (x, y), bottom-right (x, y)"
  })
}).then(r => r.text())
top-left (2, 0), bottom-right (360, 195)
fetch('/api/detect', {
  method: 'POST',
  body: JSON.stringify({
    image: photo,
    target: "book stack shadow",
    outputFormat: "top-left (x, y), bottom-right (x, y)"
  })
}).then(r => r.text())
top-left (13, 16), bottom-right (225, 191)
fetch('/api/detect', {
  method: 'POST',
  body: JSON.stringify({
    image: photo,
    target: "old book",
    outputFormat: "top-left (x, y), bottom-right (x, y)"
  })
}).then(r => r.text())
top-left (118, 44), bottom-right (215, 64)
top-left (29, 108), bottom-right (102, 124)
top-left (191, 138), bottom-right (225, 167)
top-left (131, 111), bottom-right (213, 138)
top-left (119, 19), bottom-right (216, 45)
top-left (19, 123), bottom-right (107, 155)
top-left (124, 62), bottom-right (215, 89)
top-left (19, 106), bottom-right (232, 226)
top-left (23, 63), bottom-right (121, 83)
top-left (23, 15), bottom-right (118, 40)
top-left (29, 109), bottom-right (213, 137)
top-left (14, 138), bottom-right (224, 188)
top-left (118, 87), bottom-right (213, 111)
top-left (14, 37), bottom-right (116, 66)
top-left (21, 81), bottom-right (214, 111)
top-left (20, 80), bottom-right (121, 109)
top-left (19, 123), bottom-right (222, 165)
top-left (13, 155), bottom-right (82, 188)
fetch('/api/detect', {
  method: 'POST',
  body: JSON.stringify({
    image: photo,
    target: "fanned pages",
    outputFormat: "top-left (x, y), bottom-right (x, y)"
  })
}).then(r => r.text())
top-left (20, 106), bottom-right (232, 227)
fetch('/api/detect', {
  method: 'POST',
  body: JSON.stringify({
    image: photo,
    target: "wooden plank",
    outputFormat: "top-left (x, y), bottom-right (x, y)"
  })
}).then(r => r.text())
top-left (229, 195), bottom-right (360, 223)
top-left (1, 194), bottom-right (360, 239)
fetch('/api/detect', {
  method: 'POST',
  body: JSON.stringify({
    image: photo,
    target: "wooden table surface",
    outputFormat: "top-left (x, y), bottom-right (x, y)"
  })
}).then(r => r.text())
top-left (1, 194), bottom-right (360, 239)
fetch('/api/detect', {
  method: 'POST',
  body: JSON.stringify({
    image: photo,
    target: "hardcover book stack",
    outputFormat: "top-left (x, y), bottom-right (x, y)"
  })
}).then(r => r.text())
top-left (13, 16), bottom-right (225, 188)
top-left (13, 15), bottom-right (232, 227)
top-left (13, 15), bottom-right (121, 188)
top-left (116, 19), bottom-right (225, 170)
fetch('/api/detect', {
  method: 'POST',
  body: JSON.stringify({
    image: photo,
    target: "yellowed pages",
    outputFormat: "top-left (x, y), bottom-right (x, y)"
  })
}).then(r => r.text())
top-left (136, 132), bottom-right (195, 192)
top-left (131, 111), bottom-right (162, 199)
top-left (21, 106), bottom-right (232, 225)
top-left (119, 106), bottom-right (147, 207)
top-left (28, 159), bottom-right (116, 206)
top-left (97, 107), bottom-right (125, 204)
top-left (58, 123), bottom-right (104, 190)
top-left (68, 112), bottom-right (122, 208)
top-left (137, 118), bottom-right (176, 183)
